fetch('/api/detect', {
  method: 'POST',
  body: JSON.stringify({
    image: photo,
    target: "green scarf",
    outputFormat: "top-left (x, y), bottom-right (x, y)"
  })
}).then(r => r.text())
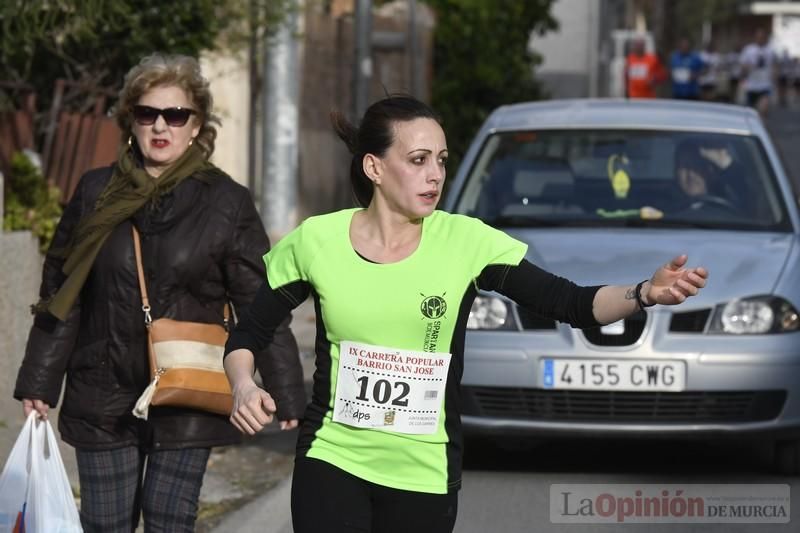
top-left (42, 143), bottom-right (214, 321)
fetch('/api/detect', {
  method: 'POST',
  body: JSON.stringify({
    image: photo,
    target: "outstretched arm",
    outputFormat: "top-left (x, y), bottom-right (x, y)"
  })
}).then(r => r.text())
top-left (481, 254), bottom-right (708, 328)
top-left (591, 254), bottom-right (708, 324)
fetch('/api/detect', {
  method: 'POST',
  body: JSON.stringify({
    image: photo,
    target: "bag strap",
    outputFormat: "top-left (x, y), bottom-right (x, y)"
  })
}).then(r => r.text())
top-left (131, 226), bottom-right (152, 325)
top-left (131, 225), bottom-right (230, 327)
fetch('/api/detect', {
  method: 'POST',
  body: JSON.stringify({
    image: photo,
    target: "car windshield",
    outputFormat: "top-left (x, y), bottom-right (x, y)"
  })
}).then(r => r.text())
top-left (453, 129), bottom-right (791, 231)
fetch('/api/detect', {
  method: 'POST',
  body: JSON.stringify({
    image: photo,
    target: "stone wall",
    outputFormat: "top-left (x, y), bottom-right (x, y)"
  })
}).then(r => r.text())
top-left (0, 231), bottom-right (79, 489)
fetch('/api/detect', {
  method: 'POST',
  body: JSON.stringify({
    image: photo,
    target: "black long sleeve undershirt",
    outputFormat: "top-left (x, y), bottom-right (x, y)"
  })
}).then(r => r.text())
top-left (225, 277), bottom-right (309, 359)
top-left (477, 259), bottom-right (603, 329)
top-left (225, 259), bottom-right (602, 360)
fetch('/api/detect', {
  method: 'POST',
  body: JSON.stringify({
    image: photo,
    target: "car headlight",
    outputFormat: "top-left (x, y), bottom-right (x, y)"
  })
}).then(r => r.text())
top-left (708, 296), bottom-right (800, 334)
top-left (467, 295), bottom-right (515, 330)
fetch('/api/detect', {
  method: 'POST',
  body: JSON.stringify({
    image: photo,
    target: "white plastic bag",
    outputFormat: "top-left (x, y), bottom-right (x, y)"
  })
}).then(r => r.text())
top-left (0, 412), bottom-right (82, 532)
top-left (0, 413), bottom-right (31, 532)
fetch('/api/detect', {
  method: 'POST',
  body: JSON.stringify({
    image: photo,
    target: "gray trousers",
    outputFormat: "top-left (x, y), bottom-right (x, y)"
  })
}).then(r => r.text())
top-left (75, 446), bottom-right (210, 533)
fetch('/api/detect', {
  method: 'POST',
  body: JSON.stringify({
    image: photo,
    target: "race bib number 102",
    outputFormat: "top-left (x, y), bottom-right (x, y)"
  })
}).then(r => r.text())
top-left (333, 341), bottom-right (452, 435)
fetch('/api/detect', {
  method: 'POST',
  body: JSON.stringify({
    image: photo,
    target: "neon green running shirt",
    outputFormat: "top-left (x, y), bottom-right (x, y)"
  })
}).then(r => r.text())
top-left (263, 208), bottom-right (527, 494)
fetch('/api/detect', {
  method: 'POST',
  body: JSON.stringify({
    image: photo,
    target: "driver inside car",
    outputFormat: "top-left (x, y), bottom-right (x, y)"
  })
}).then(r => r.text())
top-left (673, 140), bottom-right (741, 214)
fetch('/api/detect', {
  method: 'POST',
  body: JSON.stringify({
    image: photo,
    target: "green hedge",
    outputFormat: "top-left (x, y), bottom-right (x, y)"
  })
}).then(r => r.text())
top-left (3, 152), bottom-right (62, 253)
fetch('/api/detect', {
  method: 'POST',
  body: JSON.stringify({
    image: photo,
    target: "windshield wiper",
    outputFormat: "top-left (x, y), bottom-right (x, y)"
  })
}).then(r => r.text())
top-left (485, 215), bottom-right (732, 230)
top-left (483, 214), bottom-right (757, 230)
top-left (483, 215), bottom-right (573, 228)
top-left (615, 218), bottom-right (720, 229)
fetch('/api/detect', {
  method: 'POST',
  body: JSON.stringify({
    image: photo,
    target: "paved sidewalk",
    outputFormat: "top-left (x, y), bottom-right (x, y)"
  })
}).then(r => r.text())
top-left (210, 475), bottom-right (294, 533)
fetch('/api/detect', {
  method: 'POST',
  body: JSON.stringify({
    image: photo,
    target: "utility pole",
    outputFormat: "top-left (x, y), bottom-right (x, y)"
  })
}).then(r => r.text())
top-left (248, 0), bottom-right (259, 196)
top-left (587, 0), bottom-right (599, 97)
top-left (408, 0), bottom-right (423, 98)
top-left (261, 2), bottom-right (301, 239)
top-left (353, 0), bottom-right (422, 118)
top-left (353, 0), bottom-right (373, 120)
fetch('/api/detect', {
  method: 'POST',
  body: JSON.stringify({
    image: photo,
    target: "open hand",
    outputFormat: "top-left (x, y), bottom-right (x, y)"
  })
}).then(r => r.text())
top-left (645, 254), bottom-right (708, 305)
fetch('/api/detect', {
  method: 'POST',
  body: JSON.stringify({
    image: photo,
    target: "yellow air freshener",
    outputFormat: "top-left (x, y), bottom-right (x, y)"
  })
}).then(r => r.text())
top-left (611, 169), bottom-right (631, 198)
top-left (607, 154), bottom-right (631, 199)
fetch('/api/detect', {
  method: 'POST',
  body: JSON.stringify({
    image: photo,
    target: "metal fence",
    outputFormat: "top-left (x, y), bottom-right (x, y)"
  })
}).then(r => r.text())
top-left (0, 84), bottom-right (35, 179)
top-left (0, 79), bottom-right (120, 204)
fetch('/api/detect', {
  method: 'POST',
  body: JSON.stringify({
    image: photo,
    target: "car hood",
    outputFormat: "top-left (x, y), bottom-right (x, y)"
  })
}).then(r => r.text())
top-left (505, 228), bottom-right (794, 306)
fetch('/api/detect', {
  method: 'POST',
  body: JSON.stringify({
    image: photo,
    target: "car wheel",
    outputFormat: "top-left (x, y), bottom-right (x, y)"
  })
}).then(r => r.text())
top-left (774, 439), bottom-right (800, 475)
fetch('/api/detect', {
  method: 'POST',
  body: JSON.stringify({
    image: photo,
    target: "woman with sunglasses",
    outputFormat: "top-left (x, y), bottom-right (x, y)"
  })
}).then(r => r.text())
top-left (14, 53), bottom-right (306, 532)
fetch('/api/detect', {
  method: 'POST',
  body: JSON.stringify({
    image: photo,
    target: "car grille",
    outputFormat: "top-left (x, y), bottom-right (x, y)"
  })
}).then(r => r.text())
top-left (462, 386), bottom-right (786, 423)
top-left (581, 310), bottom-right (646, 346)
top-left (669, 308), bottom-right (712, 332)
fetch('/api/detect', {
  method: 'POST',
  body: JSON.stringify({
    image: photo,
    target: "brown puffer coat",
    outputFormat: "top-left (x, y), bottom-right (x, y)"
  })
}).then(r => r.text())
top-left (14, 165), bottom-right (306, 451)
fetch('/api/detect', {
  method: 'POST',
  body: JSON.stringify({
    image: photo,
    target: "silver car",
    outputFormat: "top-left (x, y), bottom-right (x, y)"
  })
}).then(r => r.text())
top-left (444, 99), bottom-right (800, 473)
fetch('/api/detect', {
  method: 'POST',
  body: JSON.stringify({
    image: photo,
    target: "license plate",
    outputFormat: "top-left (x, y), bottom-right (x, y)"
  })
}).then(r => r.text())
top-left (542, 358), bottom-right (686, 391)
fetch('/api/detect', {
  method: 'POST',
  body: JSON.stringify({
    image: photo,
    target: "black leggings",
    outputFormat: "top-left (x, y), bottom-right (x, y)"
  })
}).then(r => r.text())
top-left (291, 456), bottom-right (458, 533)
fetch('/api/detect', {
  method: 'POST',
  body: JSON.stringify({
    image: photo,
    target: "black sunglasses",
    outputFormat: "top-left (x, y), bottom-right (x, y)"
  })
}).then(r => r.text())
top-left (132, 105), bottom-right (196, 127)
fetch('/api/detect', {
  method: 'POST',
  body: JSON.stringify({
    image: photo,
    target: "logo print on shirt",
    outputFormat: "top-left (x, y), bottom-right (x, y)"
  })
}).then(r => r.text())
top-left (420, 293), bottom-right (447, 319)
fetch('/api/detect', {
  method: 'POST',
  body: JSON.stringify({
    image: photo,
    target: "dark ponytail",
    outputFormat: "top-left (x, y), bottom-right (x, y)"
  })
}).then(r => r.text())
top-left (330, 94), bottom-right (442, 207)
top-left (331, 110), bottom-right (373, 207)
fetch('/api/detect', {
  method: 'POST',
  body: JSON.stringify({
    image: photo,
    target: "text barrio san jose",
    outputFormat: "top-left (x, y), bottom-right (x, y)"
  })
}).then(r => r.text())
top-left (351, 346), bottom-right (446, 376)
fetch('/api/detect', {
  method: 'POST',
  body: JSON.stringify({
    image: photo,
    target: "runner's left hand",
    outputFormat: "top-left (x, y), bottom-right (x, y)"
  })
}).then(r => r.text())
top-left (645, 254), bottom-right (708, 305)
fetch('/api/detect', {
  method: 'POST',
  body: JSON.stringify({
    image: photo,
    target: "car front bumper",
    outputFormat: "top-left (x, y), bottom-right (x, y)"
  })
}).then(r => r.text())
top-left (461, 319), bottom-right (800, 440)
